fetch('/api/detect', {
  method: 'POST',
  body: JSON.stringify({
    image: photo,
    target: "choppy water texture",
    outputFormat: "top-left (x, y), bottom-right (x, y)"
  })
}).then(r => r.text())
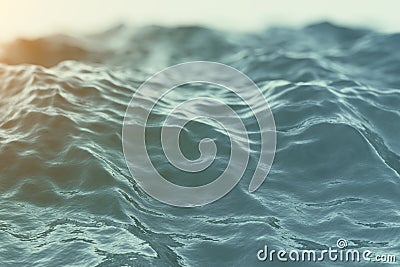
top-left (0, 22), bottom-right (399, 266)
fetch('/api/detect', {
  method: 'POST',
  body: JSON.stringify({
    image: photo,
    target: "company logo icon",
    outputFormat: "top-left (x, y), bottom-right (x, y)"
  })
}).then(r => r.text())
top-left (336, 238), bottom-right (348, 249)
top-left (122, 61), bottom-right (276, 207)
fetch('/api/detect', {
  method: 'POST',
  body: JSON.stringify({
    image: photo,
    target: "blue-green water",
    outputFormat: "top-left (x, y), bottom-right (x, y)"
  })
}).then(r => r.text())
top-left (0, 22), bottom-right (399, 266)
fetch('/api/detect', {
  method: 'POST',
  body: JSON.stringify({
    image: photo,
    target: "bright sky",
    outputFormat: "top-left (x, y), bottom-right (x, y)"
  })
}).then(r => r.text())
top-left (0, 0), bottom-right (399, 41)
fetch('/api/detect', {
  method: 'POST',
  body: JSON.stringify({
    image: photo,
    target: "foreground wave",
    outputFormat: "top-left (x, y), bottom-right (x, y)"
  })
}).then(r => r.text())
top-left (0, 22), bottom-right (399, 266)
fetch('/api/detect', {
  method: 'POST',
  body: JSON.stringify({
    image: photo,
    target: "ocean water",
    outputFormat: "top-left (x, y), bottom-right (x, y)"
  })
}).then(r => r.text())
top-left (0, 22), bottom-right (399, 266)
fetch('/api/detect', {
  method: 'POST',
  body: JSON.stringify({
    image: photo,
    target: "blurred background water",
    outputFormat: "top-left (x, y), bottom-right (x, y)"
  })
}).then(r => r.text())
top-left (0, 12), bottom-right (400, 267)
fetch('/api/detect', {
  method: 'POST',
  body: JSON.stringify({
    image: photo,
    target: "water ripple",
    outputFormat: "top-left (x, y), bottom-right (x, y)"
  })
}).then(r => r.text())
top-left (1, 22), bottom-right (399, 266)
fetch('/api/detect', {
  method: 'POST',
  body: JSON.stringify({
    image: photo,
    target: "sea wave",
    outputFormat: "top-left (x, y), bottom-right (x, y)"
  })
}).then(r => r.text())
top-left (0, 22), bottom-right (399, 266)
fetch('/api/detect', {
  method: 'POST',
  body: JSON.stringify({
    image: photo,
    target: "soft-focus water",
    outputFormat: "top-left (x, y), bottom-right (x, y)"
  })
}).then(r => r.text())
top-left (0, 22), bottom-right (399, 266)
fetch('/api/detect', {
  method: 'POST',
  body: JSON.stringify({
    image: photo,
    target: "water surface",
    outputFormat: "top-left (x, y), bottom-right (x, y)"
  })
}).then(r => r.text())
top-left (0, 22), bottom-right (399, 266)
